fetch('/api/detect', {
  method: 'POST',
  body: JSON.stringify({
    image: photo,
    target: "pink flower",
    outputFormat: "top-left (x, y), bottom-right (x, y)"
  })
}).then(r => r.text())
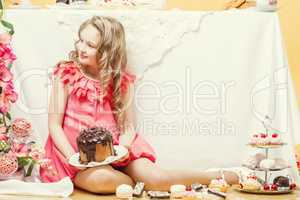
top-left (0, 153), bottom-right (18, 176)
top-left (0, 33), bottom-right (12, 45)
top-left (29, 144), bottom-right (45, 161)
top-left (29, 150), bottom-right (44, 161)
top-left (0, 63), bottom-right (13, 82)
top-left (0, 102), bottom-right (9, 113)
top-left (0, 81), bottom-right (18, 113)
top-left (39, 159), bottom-right (52, 169)
top-left (0, 126), bottom-right (7, 134)
top-left (4, 82), bottom-right (18, 103)
top-left (0, 133), bottom-right (8, 141)
top-left (0, 44), bottom-right (16, 65)
top-left (39, 159), bottom-right (58, 177)
top-left (11, 118), bottom-right (31, 138)
top-left (13, 143), bottom-right (29, 157)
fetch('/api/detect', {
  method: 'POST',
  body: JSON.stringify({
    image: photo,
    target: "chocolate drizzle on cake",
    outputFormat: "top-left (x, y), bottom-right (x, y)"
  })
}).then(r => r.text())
top-left (77, 127), bottom-right (116, 164)
top-left (273, 176), bottom-right (290, 187)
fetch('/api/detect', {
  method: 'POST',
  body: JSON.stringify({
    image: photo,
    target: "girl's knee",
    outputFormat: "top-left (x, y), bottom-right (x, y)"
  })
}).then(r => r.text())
top-left (74, 167), bottom-right (133, 194)
top-left (91, 175), bottom-right (117, 193)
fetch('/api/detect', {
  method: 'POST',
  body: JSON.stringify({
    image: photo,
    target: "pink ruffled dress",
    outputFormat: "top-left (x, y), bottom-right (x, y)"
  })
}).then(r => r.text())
top-left (40, 61), bottom-right (156, 183)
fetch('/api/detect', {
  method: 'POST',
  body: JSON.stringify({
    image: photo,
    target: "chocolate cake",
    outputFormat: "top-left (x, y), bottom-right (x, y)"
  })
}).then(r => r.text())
top-left (273, 176), bottom-right (290, 187)
top-left (77, 127), bottom-right (116, 164)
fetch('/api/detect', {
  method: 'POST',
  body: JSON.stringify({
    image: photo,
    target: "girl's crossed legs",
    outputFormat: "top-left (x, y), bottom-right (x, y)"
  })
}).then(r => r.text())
top-left (74, 158), bottom-right (239, 193)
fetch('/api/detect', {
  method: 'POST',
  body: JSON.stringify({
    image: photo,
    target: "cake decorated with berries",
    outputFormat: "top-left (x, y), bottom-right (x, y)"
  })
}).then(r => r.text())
top-left (76, 127), bottom-right (116, 164)
top-left (249, 133), bottom-right (283, 147)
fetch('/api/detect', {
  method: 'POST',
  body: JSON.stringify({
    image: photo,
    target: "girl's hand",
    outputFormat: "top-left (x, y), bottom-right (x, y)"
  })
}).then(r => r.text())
top-left (119, 132), bottom-right (135, 149)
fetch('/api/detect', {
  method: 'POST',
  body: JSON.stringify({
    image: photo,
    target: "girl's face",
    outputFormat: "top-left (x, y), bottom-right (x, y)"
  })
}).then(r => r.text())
top-left (76, 24), bottom-right (100, 68)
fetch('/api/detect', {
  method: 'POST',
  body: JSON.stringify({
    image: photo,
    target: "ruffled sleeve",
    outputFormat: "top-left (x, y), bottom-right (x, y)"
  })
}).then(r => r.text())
top-left (121, 71), bottom-right (136, 95)
top-left (52, 61), bottom-right (80, 86)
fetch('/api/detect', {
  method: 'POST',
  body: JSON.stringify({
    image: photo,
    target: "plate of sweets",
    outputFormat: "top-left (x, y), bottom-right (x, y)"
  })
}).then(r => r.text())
top-left (243, 155), bottom-right (290, 171)
top-left (235, 175), bottom-right (297, 195)
top-left (248, 133), bottom-right (286, 148)
top-left (69, 127), bottom-right (128, 168)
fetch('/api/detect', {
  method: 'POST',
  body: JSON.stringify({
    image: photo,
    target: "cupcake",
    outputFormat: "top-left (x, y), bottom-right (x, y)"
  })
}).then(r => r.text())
top-left (209, 178), bottom-right (229, 193)
top-left (11, 118), bottom-right (32, 138)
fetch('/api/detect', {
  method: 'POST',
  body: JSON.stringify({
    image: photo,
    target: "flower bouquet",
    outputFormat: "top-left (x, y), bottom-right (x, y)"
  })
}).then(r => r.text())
top-left (0, 8), bottom-right (55, 181)
top-left (0, 118), bottom-right (55, 179)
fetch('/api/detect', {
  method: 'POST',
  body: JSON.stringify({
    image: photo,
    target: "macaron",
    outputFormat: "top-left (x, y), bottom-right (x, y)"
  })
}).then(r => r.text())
top-left (116, 184), bottom-right (133, 199)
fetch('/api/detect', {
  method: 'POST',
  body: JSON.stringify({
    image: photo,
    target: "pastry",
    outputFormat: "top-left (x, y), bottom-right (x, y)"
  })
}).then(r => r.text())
top-left (240, 176), bottom-right (261, 190)
top-left (209, 178), bottom-right (229, 193)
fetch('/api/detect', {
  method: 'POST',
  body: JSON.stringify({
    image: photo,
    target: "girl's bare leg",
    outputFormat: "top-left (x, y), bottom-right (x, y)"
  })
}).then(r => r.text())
top-left (74, 165), bottom-right (134, 194)
top-left (122, 158), bottom-right (239, 191)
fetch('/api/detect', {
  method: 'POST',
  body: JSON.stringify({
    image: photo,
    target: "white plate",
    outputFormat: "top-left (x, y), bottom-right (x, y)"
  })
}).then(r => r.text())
top-left (69, 145), bottom-right (128, 168)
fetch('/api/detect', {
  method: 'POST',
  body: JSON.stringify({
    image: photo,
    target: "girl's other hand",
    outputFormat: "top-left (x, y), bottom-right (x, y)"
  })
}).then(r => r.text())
top-left (119, 131), bottom-right (135, 149)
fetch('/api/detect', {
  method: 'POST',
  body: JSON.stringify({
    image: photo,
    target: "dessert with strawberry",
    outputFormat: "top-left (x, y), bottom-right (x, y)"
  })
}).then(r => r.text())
top-left (208, 178), bottom-right (229, 193)
top-left (250, 133), bottom-right (283, 146)
top-left (269, 133), bottom-right (283, 145)
top-left (240, 175), bottom-right (262, 191)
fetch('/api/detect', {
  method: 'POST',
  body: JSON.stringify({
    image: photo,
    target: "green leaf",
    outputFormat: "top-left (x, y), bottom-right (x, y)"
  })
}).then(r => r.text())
top-left (0, 0), bottom-right (3, 20)
top-left (8, 63), bottom-right (13, 70)
top-left (17, 157), bottom-right (31, 167)
top-left (5, 112), bottom-right (11, 120)
top-left (24, 161), bottom-right (35, 177)
top-left (1, 20), bottom-right (14, 35)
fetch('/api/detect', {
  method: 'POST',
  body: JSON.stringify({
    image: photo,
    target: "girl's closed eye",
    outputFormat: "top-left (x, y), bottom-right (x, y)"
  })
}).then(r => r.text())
top-left (87, 42), bottom-right (97, 48)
